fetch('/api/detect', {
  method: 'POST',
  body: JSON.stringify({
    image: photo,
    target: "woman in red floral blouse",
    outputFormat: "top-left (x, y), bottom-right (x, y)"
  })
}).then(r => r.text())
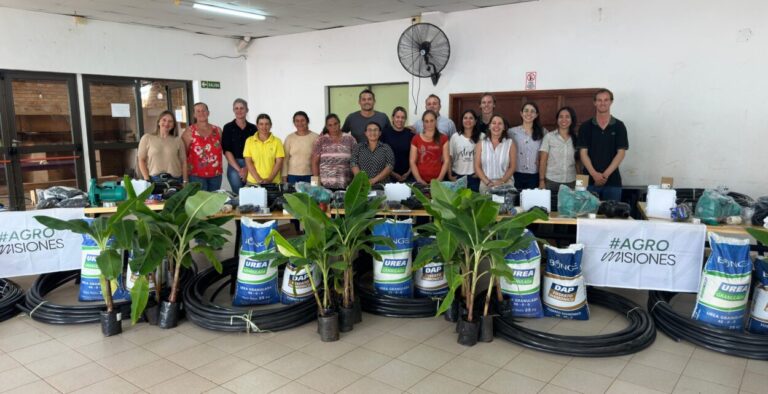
top-left (182, 102), bottom-right (223, 191)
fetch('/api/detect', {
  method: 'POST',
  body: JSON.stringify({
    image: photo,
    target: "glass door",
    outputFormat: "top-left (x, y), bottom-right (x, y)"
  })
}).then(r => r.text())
top-left (83, 76), bottom-right (141, 180)
top-left (0, 71), bottom-right (85, 210)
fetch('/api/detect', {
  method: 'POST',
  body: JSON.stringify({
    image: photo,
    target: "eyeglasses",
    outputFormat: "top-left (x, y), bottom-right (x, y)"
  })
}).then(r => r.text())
top-left (522, 109), bottom-right (537, 114)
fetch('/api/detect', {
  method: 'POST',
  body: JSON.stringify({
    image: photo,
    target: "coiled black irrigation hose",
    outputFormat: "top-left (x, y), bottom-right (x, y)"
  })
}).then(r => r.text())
top-left (0, 279), bottom-right (25, 322)
top-left (18, 267), bottom-right (195, 325)
top-left (648, 291), bottom-right (768, 360)
top-left (183, 258), bottom-right (317, 332)
top-left (356, 271), bottom-right (440, 318)
top-left (495, 287), bottom-right (656, 357)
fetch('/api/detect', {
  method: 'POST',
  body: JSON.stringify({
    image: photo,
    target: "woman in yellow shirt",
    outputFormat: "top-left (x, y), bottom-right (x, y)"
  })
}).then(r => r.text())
top-left (243, 114), bottom-right (285, 185)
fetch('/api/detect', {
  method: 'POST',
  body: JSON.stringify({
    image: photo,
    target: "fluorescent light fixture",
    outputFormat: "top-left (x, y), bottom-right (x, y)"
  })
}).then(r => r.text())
top-left (193, 3), bottom-right (265, 20)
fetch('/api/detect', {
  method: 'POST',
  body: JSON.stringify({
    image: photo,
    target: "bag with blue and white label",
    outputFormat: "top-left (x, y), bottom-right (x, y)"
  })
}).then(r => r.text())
top-left (692, 232), bottom-right (752, 330)
top-left (542, 244), bottom-right (589, 320)
top-left (373, 219), bottom-right (413, 297)
top-left (500, 230), bottom-right (543, 318)
top-left (79, 220), bottom-right (130, 302)
top-left (232, 218), bottom-right (279, 306)
top-left (413, 237), bottom-right (448, 298)
top-left (747, 257), bottom-right (768, 334)
top-left (281, 263), bottom-right (319, 305)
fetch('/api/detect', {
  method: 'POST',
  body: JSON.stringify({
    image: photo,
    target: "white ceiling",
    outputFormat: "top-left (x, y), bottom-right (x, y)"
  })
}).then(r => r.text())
top-left (0, 0), bottom-right (533, 39)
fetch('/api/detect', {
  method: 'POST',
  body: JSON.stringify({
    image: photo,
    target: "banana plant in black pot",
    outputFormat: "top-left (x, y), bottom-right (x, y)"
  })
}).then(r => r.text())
top-left (330, 172), bottom-right (392, 332)
top-left (35, 176), bottom-right (152, 336)
top-left (269, 192), bottom-right (341, 341)
top-left (130, 183), bottom-right (232, 328)
top-left (412, 180), bottom-right (547, 346)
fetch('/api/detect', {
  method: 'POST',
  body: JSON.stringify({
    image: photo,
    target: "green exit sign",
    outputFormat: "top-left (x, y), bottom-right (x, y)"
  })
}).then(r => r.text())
top-left (201, 81), bottom-right (221, 89)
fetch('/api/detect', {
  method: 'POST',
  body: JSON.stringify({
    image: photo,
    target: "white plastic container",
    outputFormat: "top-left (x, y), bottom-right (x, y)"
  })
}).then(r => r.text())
top-left (521, 189), bottom-right (551, 213)
top-left (240, 186), bottom-right (268, 208)
top-left (384, 183), bottom-right (411, 202)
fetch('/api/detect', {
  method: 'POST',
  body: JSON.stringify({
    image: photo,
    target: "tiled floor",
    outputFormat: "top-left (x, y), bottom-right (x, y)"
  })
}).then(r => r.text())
top-left (0, 301), bottom-right (766, 394)
top-left (2, 222), bottom-right (766, 393)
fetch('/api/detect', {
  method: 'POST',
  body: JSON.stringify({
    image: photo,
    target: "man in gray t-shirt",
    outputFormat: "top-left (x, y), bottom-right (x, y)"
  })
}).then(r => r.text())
top-left (342, 89), bottom-right (391, 143)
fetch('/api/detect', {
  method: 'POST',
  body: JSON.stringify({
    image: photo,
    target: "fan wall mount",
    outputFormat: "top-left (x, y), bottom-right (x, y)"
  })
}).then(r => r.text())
top-left (397, 23), bottom-right (451, 86)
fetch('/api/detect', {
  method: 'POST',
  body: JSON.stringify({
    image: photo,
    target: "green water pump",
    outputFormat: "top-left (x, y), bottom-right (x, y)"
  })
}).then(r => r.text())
top-left (88, 178), bottom-right (127, 207)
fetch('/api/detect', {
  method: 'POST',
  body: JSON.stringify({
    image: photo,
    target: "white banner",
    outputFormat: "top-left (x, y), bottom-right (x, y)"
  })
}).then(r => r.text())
top-left (0, 208), bottom-right (85, 277)
top-left (576, 219), bottom-right (706, 292)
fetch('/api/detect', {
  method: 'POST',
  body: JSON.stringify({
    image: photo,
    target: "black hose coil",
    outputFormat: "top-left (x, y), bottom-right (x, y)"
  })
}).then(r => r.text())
top-left (495, 287), bottom-right (656, 357)
top-left (648, 291), bottom-right (768, 360)
top-left (356, 272), bottom-right (440, 318)
top-left (183, 258), bottom-right (317, 332)
top-left (18, 267), bottom-right (195, 325)
top-left (0, 279), bottom-right (25, 322)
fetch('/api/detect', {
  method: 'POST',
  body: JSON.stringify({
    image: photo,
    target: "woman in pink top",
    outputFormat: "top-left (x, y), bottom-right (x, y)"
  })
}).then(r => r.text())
top-left (312, 114), bottom-right (357, 190)
top-left (182, 102), bottom-right (223, 191)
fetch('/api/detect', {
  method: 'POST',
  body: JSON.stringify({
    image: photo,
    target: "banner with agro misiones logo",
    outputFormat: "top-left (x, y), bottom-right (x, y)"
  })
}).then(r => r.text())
top-left (576, 219), bottom-right (705, 292)
top-left (0, 208), bottom-right (84, 277)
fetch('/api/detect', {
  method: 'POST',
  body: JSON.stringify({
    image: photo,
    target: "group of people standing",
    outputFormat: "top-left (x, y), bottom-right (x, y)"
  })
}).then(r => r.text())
top-left (137, 88), bottom-right (628, 202)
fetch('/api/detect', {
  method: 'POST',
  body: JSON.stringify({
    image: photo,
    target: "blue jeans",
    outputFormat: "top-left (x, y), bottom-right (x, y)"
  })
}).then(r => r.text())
top-left (287, 174), bottom-right (312, 184)
top-left (588, 185), bottom-right (622, 202)
top-left (189, 175), bottom-right (222, 192)
top-left (149, 175), bottom-right (182, 184)
top-left (227, 159), bottom-right (246, 195)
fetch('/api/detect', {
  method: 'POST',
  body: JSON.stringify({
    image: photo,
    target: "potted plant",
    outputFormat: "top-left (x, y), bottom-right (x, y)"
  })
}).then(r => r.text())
top-left (412, 180), bottom-right (547, 346)
top-left (268, 192), bottom-right (341, 341)
top-left (35, 176), bottom-right (152, 336)
top-left (130, 183), bottom-right (232, 328)
top-left (329, 172), bottom-right (392, 331)
top-left (121, 183), bottom-right (172, 325)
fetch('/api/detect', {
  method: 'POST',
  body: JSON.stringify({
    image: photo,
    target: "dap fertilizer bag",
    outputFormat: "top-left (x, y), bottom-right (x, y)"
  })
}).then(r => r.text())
top-left (125, 252), bottom-right (165, 292)
top-left (372, 219), bottom-right (413, 297)
top-left (542, 244), bottom-right (589, 320)
top-left (500, 230), bottom-right (543, 318)
top-left (233, 218), bottom-right (279, 306)
top-left (413, 237), bottom-right (448, 298)
top-left (281, 263), bottom-right (319, 304)
top-left (692, 233), bottom-right (752, 330)
top-left (748, 257), bottom-right (768, 334)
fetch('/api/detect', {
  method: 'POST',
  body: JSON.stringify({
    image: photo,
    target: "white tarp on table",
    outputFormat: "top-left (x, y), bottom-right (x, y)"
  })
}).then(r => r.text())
top-left (576, 219), bottom-right (706, 292)
top-left (0, 208), bottom-right (84, 277)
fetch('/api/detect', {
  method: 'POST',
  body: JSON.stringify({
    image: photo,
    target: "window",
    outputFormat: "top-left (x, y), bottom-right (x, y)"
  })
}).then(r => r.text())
top-left (328, 83), bottom-right (410, 125)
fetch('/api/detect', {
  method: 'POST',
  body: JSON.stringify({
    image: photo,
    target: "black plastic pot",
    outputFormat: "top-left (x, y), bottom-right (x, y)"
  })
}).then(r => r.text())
top-left (454, 305), bottom-right (470, 333)
top-left (353, 296), bottom-right (362, 323)
top-left (444, 298), bottom-right (460, 323)
top-left (144, 304), bottom-right (159, 326)
top-left (495, 298), bottom-right (512, 317)
top-left (339, 306), bottom-right (355, 332)
top-left (317, 312), bottom-right (340, 342)
top-left (100, 310), bottom-right (122, 337)
top-left (457, 318), bottom-right (479, 346)
top-left (479, 315), bottom-right (494, 343)
top-left (158, 301), bottom-right (180, 329)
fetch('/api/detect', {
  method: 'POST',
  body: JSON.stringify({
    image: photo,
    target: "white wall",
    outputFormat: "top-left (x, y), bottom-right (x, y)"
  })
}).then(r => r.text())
top-left (246, 0), bottom-right (768, 197)
top-left (0, 8), bottom-right (247, 179)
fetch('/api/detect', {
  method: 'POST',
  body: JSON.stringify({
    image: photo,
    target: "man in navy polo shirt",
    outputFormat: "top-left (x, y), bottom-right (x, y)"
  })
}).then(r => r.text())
top-left (576, 89), bottom-right (628, 202)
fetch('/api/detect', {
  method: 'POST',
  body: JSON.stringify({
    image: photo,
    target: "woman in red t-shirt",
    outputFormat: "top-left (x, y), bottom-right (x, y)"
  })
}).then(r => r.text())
top-left (409, 110), bottom-right (450, 184)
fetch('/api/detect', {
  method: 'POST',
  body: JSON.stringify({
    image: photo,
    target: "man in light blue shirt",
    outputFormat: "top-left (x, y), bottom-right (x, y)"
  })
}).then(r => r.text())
top-left (412, 94), bottom-right (457, 138)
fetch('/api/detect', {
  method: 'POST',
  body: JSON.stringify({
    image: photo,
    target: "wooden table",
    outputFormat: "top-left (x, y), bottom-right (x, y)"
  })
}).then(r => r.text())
top-left (637, 202), bottom-right (761, 237)
top-left (85, 204), bottom-right (576, 225)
